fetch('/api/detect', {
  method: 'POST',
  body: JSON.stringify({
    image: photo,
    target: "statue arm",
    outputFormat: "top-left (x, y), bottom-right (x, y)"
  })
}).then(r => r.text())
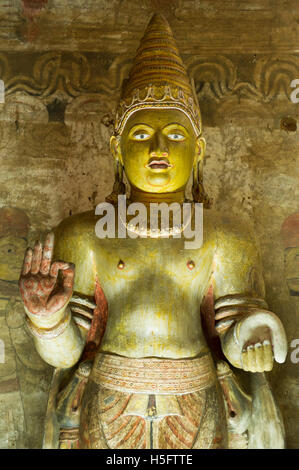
top-left (19, 231), bottom-right (86, 369)
top-left (25, 304), bottom-right (85, 368)
top-left (212, 217), bottom-right (287, 372)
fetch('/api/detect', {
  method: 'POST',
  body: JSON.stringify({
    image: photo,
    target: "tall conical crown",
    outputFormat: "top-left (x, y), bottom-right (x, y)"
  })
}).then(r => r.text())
top-left (114, 14), bottom-right (201, 136)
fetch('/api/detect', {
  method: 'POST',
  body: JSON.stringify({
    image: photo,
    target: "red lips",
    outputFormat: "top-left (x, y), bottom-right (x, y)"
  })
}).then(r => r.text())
top-left (147, 157), bottom-right (172, 170)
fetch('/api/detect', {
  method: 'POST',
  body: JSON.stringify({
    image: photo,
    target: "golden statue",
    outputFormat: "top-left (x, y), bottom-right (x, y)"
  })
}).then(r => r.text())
top-left (19, 14), bottom-right (287, 449)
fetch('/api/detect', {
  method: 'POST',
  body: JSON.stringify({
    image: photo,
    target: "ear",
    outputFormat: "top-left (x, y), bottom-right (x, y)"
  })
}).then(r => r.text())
top-left (194, 136), bottom-right (206, 166)
top-left (110, 135), bottom-right (123, 165)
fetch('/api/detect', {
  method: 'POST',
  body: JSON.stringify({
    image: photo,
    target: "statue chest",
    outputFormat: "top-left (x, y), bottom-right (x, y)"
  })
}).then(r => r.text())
top-left (72, 235), bottom-right (216, 305)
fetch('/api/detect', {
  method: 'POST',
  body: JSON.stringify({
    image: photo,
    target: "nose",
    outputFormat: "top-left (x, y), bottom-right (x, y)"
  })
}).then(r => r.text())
top-left (150, 131), bottom-right (168, 157)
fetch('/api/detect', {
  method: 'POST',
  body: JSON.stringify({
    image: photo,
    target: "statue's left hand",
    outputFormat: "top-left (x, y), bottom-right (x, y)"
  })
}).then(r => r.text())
top-left (236, 311), bottom-right (288, 372)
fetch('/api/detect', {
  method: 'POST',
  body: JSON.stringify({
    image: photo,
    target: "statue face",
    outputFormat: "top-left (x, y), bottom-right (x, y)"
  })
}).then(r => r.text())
top-left (113, 108), bottom-right (204, 194)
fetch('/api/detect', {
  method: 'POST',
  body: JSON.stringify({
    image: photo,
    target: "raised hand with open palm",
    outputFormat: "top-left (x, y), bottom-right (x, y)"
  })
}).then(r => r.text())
top-left (19, 232), bottom-right (74, 320)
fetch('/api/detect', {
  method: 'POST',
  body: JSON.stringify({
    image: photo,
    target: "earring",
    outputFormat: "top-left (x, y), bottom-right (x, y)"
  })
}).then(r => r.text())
top-left (105, 158), bottom-right (126, 205)
top-left (192, 159), bottom-right (212, 208)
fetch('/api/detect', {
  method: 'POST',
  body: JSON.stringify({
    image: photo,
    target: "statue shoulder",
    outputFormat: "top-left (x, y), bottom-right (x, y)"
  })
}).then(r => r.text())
top-left (55, 210), bottom-right (97, 238)
top-left (53, 210), bottom-right (98, 261)
top-left (53, 209), bottom-right (104, 297)
top-left (203, 209), bottom-right (256, 250)
top-left (206, 210), bottom-right (265, 299)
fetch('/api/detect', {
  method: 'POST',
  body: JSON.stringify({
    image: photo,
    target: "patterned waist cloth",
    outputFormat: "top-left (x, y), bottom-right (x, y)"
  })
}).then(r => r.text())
top-left (91, 352), bottom-right (217, 395)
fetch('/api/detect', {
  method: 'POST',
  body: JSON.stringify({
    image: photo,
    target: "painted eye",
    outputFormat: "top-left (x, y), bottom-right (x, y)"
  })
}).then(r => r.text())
top-left (167, 133), bottom-right (185, 141)
top-left (133, 132), bottom-right (151, 141)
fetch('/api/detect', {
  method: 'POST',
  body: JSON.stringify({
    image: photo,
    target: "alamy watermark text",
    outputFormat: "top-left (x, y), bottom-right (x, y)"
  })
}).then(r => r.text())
top-left (95, 195), bottom-right (203, 249)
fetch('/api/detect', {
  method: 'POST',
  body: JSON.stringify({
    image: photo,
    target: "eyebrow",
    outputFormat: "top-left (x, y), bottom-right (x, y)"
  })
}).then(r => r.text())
top-left (129, 122), bottom-right (188, 132)
top-left (163, 122), bottom-right (187, 128)
top-left (129, 123), bottom-right (154, 132)
top-left (163, 123), bottom-right (188, 131)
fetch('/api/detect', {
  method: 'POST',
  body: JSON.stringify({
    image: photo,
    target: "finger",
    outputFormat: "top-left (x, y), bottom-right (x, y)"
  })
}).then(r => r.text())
top-left (247, 345), bottom-right (257, 372)
top-left (31, 241), bottom-right (43, 274)
top-left (40, 232), bottom-right (54, 275)
top-left (254, 343), bottom-right (264, 372)
top-left (46, 263), bottom-right (74, 314)
top-left (269, 321), bottom-right (288, 364)
top-left (242, 350), bottom-right (249, 371)
top-left (21, 247), bottom-right (33, 276)
top-left (50, 261), bottom-right (72, 279)
top-left (61, 263), bottom-right (75, 296)
top-left (263, 340), bottom-right (274, 371)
